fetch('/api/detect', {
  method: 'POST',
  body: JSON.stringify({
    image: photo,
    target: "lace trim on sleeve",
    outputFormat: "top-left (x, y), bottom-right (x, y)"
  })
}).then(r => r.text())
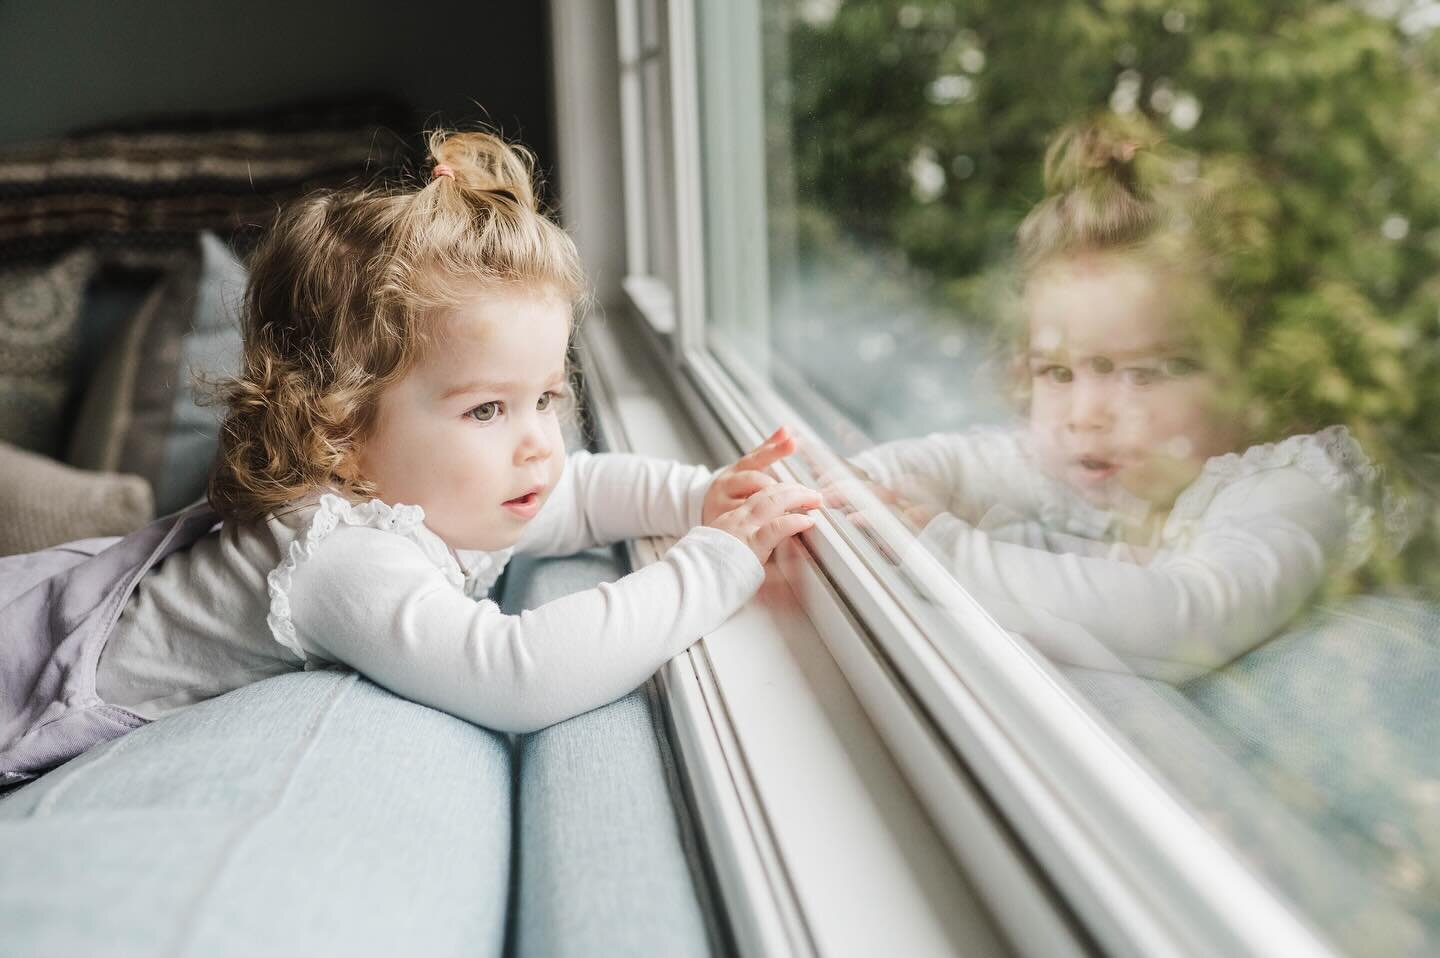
top-left (265, 494), bottom-right (449, 664)
top-left (1170, 425), bottom-right (1404, 570)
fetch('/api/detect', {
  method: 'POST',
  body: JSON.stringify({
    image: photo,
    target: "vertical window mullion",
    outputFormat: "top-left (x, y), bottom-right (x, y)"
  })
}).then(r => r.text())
top-left (616, 0), bottom-right (650, 282)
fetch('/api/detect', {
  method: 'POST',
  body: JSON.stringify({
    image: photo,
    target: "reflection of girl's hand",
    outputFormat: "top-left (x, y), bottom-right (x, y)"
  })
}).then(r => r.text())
top-left (708, 483), bottom-right (821, 566)
top-left (822, 474), bottom-right (938, 534)
top-left (703, 427), bottom-right (800, 525)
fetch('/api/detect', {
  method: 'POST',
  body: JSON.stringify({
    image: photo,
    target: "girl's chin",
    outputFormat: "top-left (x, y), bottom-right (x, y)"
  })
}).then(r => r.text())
top-left (436, 526), bottom-right (524, 554)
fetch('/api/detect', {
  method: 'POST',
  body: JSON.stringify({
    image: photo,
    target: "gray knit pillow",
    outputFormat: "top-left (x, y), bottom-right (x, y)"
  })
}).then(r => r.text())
top-left (0, 440), bottom-right (153, 556)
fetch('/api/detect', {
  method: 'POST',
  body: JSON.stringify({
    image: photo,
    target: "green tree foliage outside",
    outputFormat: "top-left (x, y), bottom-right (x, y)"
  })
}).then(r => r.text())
top-left (778, 0), bottom-right (1440, 590)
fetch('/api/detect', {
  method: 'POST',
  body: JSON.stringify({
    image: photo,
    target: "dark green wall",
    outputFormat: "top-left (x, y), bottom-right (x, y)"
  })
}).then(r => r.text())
top-left (0, 0), bottom-right (553, 169)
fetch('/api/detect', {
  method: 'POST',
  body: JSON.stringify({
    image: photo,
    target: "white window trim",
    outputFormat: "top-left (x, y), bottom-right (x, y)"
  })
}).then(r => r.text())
top-left (575, 280), bottom-right (1014, 956)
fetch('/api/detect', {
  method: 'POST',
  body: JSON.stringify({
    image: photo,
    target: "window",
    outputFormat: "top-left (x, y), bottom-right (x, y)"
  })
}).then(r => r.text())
top-left (601, 0), bottom-right (1440, 954)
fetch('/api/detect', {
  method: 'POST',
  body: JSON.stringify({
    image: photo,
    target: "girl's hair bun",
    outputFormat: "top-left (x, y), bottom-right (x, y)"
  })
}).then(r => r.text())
top-left (426, 129), bottom-right (538, 211)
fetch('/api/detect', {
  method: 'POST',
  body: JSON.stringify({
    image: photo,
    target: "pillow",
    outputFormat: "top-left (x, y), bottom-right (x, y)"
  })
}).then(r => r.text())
top-left (158, 232), bottom-right (246, 512)
top-left (0, 248), bottom-right (97, 457)
top-left (0, 439), bottom-right (152, 557)
top-left (67, 232), bottom-right (245, 515)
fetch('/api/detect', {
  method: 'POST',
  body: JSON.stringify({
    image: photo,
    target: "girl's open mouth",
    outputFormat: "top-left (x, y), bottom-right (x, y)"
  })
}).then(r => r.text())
top-left (1075, 458), bottom-right (1119, 481)
top-left (503, 490), bottom-right (543, 518)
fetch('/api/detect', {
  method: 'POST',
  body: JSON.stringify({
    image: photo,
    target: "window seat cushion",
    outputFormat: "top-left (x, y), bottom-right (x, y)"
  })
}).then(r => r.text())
top-left (0, 669), bottom-right (513, 958)
top-left (501, 549), bottom-right (716, 958)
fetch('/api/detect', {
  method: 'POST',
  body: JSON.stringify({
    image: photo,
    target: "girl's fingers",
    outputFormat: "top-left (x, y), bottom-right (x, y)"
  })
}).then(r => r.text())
top-left (732, 427), bottom-right (796, 473)
top-left (753, 513), bottom-right (816, 560)
top-left (742, 483), bottom-right (821, 522)
top-left (723, 469), bottom-right (777, 500)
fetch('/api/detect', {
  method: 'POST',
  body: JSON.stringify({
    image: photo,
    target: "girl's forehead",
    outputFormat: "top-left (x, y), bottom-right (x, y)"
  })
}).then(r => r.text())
top-left (439, 284), bottom-right (573, 336)
top-left (418, 286), bottom-right (572, 381)
top-left (1026, 256), bottom-right (1186, 357)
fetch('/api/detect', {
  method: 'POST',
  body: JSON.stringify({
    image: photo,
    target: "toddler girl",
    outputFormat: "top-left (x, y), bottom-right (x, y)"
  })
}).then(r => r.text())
top-left (0, 131), bottom-right (818, 786)
top-left (840, 120), bottom-right (1391, 681)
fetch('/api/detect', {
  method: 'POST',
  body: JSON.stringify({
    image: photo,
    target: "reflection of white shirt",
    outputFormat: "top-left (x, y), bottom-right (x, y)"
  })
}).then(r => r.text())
top-left (98, 452), bottom-right (761, 731)
top-left (853, 427), bottom-right (1385, 681)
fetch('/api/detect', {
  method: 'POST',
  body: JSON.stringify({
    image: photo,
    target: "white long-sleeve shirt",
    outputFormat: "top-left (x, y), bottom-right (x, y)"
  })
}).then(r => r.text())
top-left (97, 451), bottom-right (762, 731)
top-left (852, 426), bottom-right (1385, 682)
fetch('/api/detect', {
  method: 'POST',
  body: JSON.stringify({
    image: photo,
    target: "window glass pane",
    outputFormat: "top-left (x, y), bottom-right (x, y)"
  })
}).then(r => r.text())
top-left (696, 0), bottom-right (1440, 949)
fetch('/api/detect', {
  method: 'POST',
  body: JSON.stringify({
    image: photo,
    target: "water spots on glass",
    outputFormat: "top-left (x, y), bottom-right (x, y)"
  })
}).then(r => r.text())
top-left (1398, 0), bottom-right (1440, 35)
top-left (928, 74), bottom-right (975, 106)
top-left (897, 4), bottom-right (923, 29)
top-left (1164, 435), bottom-right (1195, 460)
top-left (909, 147), bottom-right (946, 202)
top-left (1163, 9), bottom-right (1189, 33)
top-left (1169, 93), bottom-right (1202, 130)
top-left (1111, 70), bottom-right (1143, 114)
top-left (959, 46), bottom-right (986, 74)
top-left (1150, 79), bottom-right (1177, 114)
top-left (1383, 214), bottom-right (1411, 241)
top-left (951, 154), bottom-right (976, 179)
top-left (797, 0), bottom-right (840, 28)
top-left (1389, 853), bottom-right (1428, 893)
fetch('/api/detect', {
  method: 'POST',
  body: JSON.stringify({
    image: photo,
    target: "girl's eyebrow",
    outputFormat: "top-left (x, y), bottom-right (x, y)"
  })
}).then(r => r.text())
top-left (442, 371), bottom-right (566, 400)
top-left (1027, 345), bottom-right (1186, 363)
top-left (443, 379), bottom-right (511, 400)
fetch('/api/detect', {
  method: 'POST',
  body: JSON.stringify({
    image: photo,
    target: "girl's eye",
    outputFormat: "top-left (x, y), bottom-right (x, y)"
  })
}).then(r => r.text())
top-left (468, 401), bottom-right (502, 423)
top-left (1034, 365), bottom-right (1073, 384)
top-left (1161, 357), bottom-right (1201, 377)
top-left (536, 390), bottom-right (560, 412)
top-left (1120, 366), bottom-right (1160, 386)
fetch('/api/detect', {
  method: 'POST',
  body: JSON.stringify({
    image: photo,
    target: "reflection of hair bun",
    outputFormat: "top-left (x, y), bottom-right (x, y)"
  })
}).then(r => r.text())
top-left (1042, 117), bottom-right (1161, 197)
top-left (1018, 114), bottom-right (1187, 271)
top-left (427, 130), bottom-right (539, 212)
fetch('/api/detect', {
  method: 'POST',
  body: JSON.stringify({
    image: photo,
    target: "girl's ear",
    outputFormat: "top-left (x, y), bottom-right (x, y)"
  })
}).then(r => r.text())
top-left (332, 449), bottom-right (365, 487)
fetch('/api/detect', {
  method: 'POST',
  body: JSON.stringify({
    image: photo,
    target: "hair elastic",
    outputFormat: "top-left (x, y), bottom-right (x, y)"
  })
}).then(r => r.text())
top-left (432, 164), bottom-right (455, 180)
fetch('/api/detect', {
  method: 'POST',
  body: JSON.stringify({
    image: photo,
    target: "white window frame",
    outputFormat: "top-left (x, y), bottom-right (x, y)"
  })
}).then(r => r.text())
top-left (552, 2), bottom-right (1342, 955)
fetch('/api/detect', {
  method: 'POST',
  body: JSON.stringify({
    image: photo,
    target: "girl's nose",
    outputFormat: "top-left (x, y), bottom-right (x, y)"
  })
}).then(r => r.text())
top-left (515, 419), bottom-right (554, 464)
top-left (1067, 379), bottom-right (1114, 432)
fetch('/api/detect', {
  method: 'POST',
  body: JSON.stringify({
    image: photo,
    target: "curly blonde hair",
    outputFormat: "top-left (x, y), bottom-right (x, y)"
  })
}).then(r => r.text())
top-left (208, 130), bottom-right (588, 522)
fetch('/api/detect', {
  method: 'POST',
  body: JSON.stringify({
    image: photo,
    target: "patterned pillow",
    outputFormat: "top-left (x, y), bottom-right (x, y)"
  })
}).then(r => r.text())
top-left (0, 248), bottom-right (98, 457)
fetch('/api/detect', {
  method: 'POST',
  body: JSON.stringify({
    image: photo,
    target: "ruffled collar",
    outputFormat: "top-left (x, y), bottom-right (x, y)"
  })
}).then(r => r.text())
top-left (265, 494), bottom-right (512, 663)
top-left (1020, 426), bottom-right (1396, 570)
top-left (1164, 425), bottom-right (1395, 570)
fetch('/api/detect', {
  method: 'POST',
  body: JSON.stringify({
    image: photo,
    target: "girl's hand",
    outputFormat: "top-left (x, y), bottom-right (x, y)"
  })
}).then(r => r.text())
top-left (702, 427), bottom-right (801, 526)
top-left (708, 483), bottom-right (821, 566)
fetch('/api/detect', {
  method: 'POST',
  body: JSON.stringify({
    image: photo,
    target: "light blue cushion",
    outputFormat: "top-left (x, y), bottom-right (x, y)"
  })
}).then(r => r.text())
top-left (502, 550), bottom-right (714, 958)
top-left (0, 670), bottom-right (512, 958)
top-left (155, 231), bottom-right (244, 513)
